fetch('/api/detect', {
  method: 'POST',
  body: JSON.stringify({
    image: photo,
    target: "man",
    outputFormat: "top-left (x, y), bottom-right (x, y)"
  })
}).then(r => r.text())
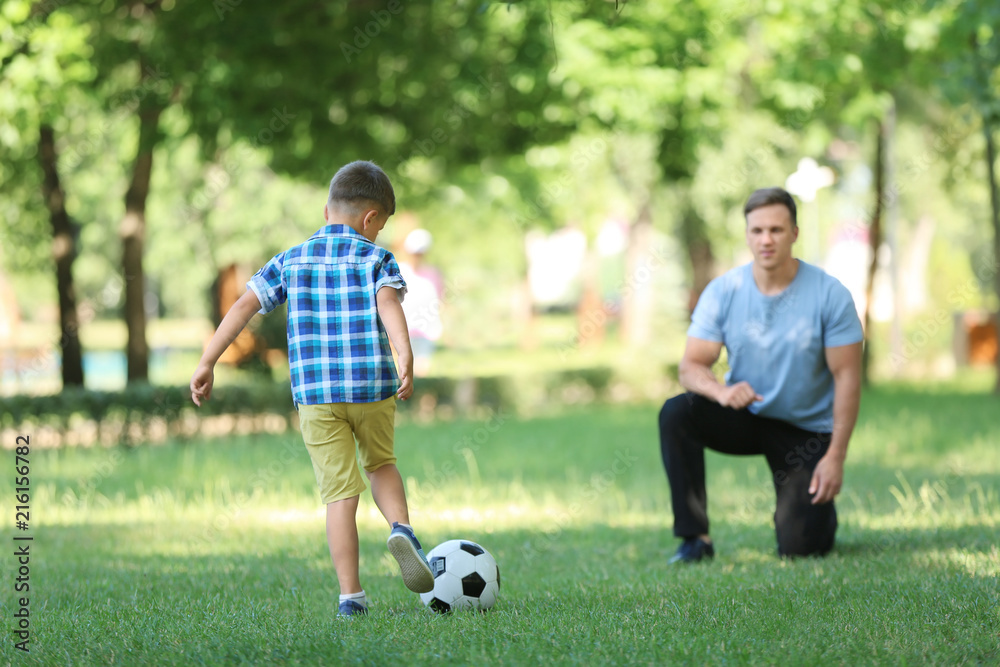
top-left (659, 186), bottom-right (863, 562)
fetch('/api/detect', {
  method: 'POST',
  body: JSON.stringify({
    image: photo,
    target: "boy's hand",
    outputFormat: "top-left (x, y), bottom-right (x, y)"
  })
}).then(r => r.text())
top-left (189, 289), bottom-right (261, 407)
top-left (190, 364), bottom-right (215, 406)
top-left (396, 353), bottom-right (414, 400)
top-left (376, 285), bottom-right (415, 401)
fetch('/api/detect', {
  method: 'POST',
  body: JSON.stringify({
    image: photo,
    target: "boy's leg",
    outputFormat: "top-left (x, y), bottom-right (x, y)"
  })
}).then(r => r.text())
top-left (760, 419), bottom-right (837, 557)
top-left (327, 495), bottom-right (362, 594)
top-left (364, 464), bottom-right (436, 592)
top-left (299, 403), bottom-right (369, 601)
top-left (351, 397), bottom-right (433, 593)
top-left (366, 463), bottom-right (409, 527)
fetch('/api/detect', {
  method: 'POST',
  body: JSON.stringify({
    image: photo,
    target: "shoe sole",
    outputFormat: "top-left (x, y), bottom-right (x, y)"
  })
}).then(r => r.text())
top-left (668, 553), bottom-right (714, 564)
top-left (337, 610), bottom-right (368, 618)
top-left (387, 533), bottom-right (434, 593)
top-left (669, 545), bottom-right (715, 564)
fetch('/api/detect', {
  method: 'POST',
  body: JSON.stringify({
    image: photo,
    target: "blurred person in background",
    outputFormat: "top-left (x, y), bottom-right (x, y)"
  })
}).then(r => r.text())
top-left (398, 228), bottom-right (444, 377)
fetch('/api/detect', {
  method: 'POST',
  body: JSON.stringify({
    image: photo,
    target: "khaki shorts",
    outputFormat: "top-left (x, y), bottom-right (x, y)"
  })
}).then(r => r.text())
top-left (298, 397), bottom-right (397, 504)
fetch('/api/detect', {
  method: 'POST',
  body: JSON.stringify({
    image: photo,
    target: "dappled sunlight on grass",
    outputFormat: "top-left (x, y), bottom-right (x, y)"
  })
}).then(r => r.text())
top-left (4, 385), bottom-right (998, 664)
top-left (921, 546), bottom-right (1000, 579)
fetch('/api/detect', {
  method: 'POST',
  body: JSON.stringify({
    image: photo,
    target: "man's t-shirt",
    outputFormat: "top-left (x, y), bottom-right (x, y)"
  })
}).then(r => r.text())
top-left (688, 261), bottom-right (863, 432)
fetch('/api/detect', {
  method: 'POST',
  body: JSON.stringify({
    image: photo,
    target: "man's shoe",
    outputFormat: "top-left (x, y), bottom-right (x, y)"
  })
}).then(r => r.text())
top-left (338, 599), bottom-right (368, 617)
top-left (669, 537), bottom-right (715, 564)
top-left (386, 522), bottom-right (434, 593)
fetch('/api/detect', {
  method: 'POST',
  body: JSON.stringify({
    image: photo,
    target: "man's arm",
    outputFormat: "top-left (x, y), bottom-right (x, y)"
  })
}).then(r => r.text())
top-left (809, 341), bottom-right (863, 504)
top-left (190, 289), bottom-right (262, 406)
top-left (376, 285), bottom-right (413, 400)
top-left (679, 336), bottom-right (762, 409)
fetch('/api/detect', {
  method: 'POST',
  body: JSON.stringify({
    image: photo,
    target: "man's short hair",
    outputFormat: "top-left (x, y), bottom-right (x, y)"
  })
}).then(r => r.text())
top-left (327, 161), bottom-right (396, 217)
top-left (744, 187), bottom-right (797, 227)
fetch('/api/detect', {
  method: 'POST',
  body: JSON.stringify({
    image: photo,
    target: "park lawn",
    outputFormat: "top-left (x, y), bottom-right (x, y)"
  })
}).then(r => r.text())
top-left (2, 382), bottom-right (998, 665)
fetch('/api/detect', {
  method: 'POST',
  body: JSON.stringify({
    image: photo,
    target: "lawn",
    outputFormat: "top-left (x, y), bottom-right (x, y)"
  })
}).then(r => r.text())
top-left (2, 382), bottom-right (998, 665)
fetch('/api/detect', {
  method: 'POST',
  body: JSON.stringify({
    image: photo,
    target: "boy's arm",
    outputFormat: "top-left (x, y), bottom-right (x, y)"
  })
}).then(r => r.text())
top-left (376, 285), bottom-right (414, 401)
top-left (190, 289), bottom-right (262, 406)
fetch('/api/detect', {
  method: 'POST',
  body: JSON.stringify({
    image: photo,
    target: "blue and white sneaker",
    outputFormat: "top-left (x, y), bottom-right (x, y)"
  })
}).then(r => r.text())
top-left (386, 522), bottom-right (434, 593)
top-left (337, 599), bottom-right (368, 617)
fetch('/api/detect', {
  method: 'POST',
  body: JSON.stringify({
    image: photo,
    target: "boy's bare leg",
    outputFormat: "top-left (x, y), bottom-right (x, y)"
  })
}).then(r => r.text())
top-left (370, 463), bottom-right (434, 593)
top-left (366, 463), bottom-right (410, 527)
top-left (326, 495), bottom-right (362, 594)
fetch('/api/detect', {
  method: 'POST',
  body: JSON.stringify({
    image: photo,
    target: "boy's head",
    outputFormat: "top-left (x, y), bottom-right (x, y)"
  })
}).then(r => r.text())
top-left (324, 161), bottom-right (396, 241)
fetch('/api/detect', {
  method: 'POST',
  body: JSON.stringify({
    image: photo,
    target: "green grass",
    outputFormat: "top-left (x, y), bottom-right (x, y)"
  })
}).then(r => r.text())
top-left (2, 383), bottom-right (998, 665)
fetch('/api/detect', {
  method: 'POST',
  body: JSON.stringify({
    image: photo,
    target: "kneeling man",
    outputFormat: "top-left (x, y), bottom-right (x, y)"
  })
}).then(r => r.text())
top-left (659, 186), bottom-right (863, 562)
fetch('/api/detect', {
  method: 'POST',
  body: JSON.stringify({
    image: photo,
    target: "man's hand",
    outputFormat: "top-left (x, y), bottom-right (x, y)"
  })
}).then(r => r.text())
top-left (190, 364), bottom-right (214, 407)
top-left (716, 381), bottom-right (763, 409)
top-left (809, 453), bottom-right (844, 504)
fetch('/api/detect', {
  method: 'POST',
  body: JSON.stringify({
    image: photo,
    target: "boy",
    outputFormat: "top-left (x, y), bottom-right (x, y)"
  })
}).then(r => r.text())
top-left (189, 160), bottom-right (434, 617)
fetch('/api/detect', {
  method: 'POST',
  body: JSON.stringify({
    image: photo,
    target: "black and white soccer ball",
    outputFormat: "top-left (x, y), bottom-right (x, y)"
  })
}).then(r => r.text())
top-left (419, 539), bottom-right (501, 613)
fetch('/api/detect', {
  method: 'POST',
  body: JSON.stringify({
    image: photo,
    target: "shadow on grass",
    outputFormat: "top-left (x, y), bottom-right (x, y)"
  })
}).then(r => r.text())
top-left (832, 523), bottom-right (998, 559)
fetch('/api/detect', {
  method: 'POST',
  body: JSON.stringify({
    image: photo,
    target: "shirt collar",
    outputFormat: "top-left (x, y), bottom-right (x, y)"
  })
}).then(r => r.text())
top-left (311, 223), bottom-right (369, 242)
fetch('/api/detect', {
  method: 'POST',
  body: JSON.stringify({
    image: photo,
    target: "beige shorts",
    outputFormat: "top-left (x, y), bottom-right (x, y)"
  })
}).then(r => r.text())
top-left (298, 397), bottom-right (397, 504)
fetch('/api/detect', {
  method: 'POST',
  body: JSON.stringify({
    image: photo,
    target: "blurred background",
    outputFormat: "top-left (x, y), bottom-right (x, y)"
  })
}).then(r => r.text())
top-left (1, 0), bottom-right (998, 433)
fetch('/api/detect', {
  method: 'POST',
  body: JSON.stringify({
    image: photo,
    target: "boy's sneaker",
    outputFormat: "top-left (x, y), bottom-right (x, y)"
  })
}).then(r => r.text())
top-left (337, 599), bottom-right (368, 617)
top-left (386, 522), bottom-right (434, 593)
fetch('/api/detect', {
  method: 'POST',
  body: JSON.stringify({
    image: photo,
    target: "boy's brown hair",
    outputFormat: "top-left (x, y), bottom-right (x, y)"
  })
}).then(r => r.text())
top-left (327, 161), bottom-right (396, 216)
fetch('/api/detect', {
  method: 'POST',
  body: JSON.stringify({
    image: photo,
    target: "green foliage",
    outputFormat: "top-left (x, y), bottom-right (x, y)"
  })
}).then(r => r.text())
top-left (166, 1), bottom-right (574, 183)
top-left (3, 0), bottom-right (1000, 391)
top-left (0, 0), bottom-right (96, 275)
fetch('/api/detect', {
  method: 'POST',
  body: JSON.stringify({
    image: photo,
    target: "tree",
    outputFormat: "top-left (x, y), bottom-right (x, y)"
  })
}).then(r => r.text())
top-left (520, 0), bottom-right (748, 342)
top-left (78, 1), bottom-right (576, 381)
top-left (947, 1), bottom-right (1000, 391)
top-left (38, 124), bottom-right (84, 386)
top-left (0, 1), bottom-right (96, 388)
top-left (741, 0), bottom-right (960, 383)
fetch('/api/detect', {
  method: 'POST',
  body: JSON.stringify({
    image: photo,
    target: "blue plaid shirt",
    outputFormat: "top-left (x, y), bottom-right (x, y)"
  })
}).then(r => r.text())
top-left (247, 224), bottom-right (407, 405)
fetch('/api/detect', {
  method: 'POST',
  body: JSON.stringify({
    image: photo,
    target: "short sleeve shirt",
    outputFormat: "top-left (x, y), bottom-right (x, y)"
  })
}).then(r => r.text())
top-left (247, 224), bottom-right (407, 405)
top-left (688, 261), bottom-right (863, 432)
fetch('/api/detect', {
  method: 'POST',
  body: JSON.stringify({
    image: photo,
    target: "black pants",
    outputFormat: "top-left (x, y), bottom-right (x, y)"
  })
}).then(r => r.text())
top-left (658, 392), bottom-right (837, 557)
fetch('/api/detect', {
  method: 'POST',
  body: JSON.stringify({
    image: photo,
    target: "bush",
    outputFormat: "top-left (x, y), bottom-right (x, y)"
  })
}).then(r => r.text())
top-left (3, 363), bottom-right (680, 448)
top-left (2, 382), bottom-right (296, 447)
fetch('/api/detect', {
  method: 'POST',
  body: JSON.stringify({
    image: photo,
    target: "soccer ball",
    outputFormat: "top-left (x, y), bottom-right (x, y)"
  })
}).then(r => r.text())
top-left (419, 539), bottom-right (501, 613)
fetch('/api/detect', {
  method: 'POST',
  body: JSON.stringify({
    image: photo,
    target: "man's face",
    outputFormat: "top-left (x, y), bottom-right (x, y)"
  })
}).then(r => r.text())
top-left (745, 203), bottom-right (798, 270)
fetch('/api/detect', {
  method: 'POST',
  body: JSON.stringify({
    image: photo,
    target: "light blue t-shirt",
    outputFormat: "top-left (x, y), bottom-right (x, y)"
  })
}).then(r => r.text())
top-left (688, 261), bottom-right (863, 432)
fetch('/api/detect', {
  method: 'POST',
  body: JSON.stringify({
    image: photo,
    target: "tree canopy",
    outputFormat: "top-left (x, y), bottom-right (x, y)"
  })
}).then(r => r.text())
top-left (1, 0), bottom-right (999, 390)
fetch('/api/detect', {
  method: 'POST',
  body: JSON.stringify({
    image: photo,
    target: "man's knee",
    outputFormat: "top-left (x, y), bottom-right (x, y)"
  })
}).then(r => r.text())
top-left (778, 534), bottom-right (835, 558)
top-left (775, 504), bottom-right (837, 557)
top-left (659, 393), bottom-right (692, 434)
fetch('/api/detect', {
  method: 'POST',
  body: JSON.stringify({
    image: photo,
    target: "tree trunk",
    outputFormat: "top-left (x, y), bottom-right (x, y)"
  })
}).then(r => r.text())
top-left (620, 199), bottom-right (655, 346)
top-left (38, 125), bottom-right (85, 388)
top-left (970, 31), bottom-right (1000, 393)
top-left (862, 116), bottom-right (887, 386)
top-left (983, 120), bottom-right (1000, 393)
top-left (678, 194), bottom-right (715, 317)
top-left (121, 74), bottom-right (163, 384)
